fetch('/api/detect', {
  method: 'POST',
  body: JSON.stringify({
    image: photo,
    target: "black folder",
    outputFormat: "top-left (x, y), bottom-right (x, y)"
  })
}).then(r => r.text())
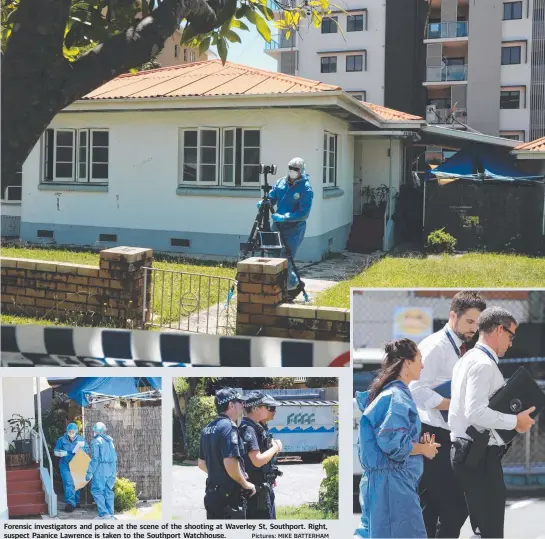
top-left (434, 380), bottom-right (451, 422)
top-left (488, 367), bottom-right (545, 444)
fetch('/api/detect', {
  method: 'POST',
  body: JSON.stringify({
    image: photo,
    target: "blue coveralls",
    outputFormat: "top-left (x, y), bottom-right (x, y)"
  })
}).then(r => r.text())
top-left (240, 417), bottom-right (276, 519)
top-left (355, 381), bottom-right (426, 539)
top-left (87, 434), bottom-right (117, 517)
top-left (54, 434), bottom-right (90, 508)
top-left (267, 175), bottom-right (314, 289)
top-left (199, 415), bottom-right (247, 519)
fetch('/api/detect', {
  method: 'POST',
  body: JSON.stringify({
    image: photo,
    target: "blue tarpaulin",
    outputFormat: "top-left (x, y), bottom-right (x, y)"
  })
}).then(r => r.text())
top-left (428, 143), bottom-right (543, 182)
top-left (62, 377), bottom-right (162, 407)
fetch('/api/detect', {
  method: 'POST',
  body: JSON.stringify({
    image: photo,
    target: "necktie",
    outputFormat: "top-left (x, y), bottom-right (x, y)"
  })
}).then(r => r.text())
top-left (460, 343), bottom-right (468, 356)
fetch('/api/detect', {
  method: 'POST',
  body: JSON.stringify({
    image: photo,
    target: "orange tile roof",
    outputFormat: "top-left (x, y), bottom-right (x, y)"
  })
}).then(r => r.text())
top-left (515, 136), bottom-right (545, 152)
top-left (83, 60), bottom-right (341, 100)
top-left (362, 101), bottom-right (423, 121)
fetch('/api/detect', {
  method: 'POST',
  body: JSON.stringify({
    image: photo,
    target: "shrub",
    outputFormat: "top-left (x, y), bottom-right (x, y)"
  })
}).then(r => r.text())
top-left (317, 455), bottom-right (338, 518)
top-left (114, 477), bottom-right (138, 513)
top-left (426, 228), bottom-right (457, 254)
top-left (186, 396), bottom-right (216, 460)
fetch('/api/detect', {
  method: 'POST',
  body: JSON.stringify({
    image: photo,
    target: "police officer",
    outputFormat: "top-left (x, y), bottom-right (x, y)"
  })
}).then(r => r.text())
top-left (240, 391), bottom-right (283, 519)
top-left (198, 388), bottom-right (256, 519)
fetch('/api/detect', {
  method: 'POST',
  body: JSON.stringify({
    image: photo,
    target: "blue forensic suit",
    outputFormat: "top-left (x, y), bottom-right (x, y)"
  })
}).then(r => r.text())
top-left (86, 434), bottom-right (118, 517)
top-left (54, 434), bottom-right (90, 507)
top-left (355, 381), bottom-right (426, 539)
top-left (267, 175), bottom-right (313, 289)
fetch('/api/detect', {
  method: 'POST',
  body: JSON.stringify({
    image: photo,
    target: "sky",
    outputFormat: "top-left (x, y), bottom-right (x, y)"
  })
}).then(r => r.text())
top-left (209, 25), bottom-right (277, 71)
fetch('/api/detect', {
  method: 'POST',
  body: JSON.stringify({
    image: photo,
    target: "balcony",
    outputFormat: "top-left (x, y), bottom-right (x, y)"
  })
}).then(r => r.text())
top-left (265, 34), bottom-right (296, 52)
top-left (426, 107), bottom-right (468, 126)
top-left (425, 64), bottom-right (468, 83)
top-left (427, 21), bottom-right (468, 40)
top-left (267, 0), bottom-right (297, 11)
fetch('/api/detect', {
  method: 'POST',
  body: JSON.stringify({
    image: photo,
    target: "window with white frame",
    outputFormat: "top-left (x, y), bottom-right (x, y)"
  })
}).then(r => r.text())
top-left (180, 127), bottom-right (261, 186)
top-left (323, 132), bottom-right (338, 187)
top-left (42, 128), bottom-right (109, 183)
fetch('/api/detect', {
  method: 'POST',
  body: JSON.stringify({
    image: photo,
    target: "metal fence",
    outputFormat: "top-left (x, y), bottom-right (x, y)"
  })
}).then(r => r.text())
top-left (143, 267), bottom-right (237, 335)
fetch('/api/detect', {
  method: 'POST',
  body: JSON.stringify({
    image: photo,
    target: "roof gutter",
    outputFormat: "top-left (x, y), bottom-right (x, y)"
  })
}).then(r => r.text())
top-left (349, 130), bottom-right (421, 141)
top-left (512, 150), bottom-right (545, 160)
top-left (422, 125), bottom-right (520, 148)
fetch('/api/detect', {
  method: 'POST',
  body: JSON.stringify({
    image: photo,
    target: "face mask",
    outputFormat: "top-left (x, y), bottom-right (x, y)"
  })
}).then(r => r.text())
top-left (68, 433), bottom-right (76, 440)
top-left (288, 170), bottom-right (299, 180)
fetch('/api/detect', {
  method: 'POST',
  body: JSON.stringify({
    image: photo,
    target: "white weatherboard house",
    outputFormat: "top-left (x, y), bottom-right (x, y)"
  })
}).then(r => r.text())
top-left (19, 60), bottom-right (427, 260)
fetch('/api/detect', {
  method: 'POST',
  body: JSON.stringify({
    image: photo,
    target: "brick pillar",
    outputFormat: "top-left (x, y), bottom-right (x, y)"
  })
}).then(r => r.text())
top-left (99, 247), bottom-right (153, 328)
top-left (235, 257), bottom-right (288, 336)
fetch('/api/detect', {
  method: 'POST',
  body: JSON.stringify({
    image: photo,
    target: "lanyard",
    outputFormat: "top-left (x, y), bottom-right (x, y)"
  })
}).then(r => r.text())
top-left (475, 344), bottom-right (498, 364)
top-left (444, 328), bottom-right (461, 358)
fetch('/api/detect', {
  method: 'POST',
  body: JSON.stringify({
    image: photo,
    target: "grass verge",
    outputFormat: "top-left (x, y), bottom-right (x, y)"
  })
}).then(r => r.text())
top-left (315, 253), bottom-right (545, 309)
top-left (276, 504), bottom-right (335, 520)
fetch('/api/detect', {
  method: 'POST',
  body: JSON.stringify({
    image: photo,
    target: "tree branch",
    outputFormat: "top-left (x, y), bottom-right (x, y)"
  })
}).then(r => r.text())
top-left (63, 0), bottom-right (217, 104)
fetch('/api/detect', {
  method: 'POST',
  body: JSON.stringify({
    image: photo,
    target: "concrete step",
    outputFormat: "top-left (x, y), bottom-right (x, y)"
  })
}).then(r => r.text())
top-left (7, 479), bottom-right (43, 493)
top-left (7, 468), bottom-right (40, 482)
top-left (8, 492), bottom-right (46, 506)
top-left (8, 503), bottom-right (48, 517)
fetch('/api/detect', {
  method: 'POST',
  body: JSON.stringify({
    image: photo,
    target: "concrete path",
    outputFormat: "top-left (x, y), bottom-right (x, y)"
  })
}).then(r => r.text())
top-left (172, 461), bottom-right (325, 520)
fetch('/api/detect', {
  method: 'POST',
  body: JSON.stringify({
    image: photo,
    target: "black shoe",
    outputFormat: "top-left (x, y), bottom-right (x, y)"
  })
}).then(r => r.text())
top-left (65, 505), bottom-right (74, 513)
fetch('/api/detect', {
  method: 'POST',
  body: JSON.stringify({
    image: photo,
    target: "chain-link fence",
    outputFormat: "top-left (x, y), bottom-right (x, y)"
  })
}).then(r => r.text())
top-left (352, 289), bottom-right (545, 479)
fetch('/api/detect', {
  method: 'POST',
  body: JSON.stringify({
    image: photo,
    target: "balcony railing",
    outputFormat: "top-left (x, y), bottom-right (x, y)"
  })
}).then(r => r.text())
top-left (265, 34), bottom-right (296, 50)
top-left (426, 107), bottom-right (468, 124)
top-left (427, 21), bottom-right (468, 39)
top-left (267, 0), bottom-right (297, 11)
top-left (426, 64), bottom-right (468, 82)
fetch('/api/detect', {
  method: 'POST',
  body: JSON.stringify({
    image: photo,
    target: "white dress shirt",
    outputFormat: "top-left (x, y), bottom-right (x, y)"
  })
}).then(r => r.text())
top-left (449, 343), bottom-right (518, 446)
top-left (409, 324), bottom-right (463, 430)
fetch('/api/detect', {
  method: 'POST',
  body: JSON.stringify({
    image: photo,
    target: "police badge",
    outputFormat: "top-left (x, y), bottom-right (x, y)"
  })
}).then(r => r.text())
top-left (293, 193), bottom-right (300, 200)
top-left (231, 430), bottom-right (238, 444)
top-left (243, 430), bottom-right (253, 442)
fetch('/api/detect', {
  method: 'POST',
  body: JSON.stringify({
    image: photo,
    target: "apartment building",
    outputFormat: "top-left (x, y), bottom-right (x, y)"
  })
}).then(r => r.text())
top-left (155, 28), bottom-right (207, 68)
top-left (425, 0), bottom-right (543, 142)
top-left (266, 0), bottom-right (544, 143)
top-left (265, 0), bottom-right (428, 116)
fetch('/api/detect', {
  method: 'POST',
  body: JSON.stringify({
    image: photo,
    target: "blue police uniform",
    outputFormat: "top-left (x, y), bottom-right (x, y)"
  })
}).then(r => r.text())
top-left (239, 391), bottom-right (281, 520)
top-left (54, 429), bottom-right (90, 509)
top-left (355, 381), bottom-right (426, 538)
top-left (199, 389), bottom-right (248, 519)
top-left (263, 160), bottom-right (313, 291)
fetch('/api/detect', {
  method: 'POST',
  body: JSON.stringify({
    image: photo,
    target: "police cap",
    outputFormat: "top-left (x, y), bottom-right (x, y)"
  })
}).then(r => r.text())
top-left (215, 388), bottom-right (247, 407)
top-left (243, 390), bottom-right (280, 408)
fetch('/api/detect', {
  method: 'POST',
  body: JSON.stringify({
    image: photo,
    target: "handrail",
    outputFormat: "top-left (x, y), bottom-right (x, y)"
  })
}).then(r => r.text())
top-left (38, 423), bottom-right (56, 517)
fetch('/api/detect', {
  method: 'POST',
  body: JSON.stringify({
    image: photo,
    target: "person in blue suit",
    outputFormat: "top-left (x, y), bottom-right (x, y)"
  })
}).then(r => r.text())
top-left (85, 422), bottom-right (118, 520)
top-left (258, 157), bottom-right (313, 300)
top-left (54, 423), bottom-right (89, 513)
top-left (355, 339), bottom-right (441, 538)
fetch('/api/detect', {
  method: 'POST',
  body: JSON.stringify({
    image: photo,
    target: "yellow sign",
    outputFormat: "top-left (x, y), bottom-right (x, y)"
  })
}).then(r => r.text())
top-left (69, 449), bottom-right (91, 491)
top-left (393, 307), bottom-right (433, 342)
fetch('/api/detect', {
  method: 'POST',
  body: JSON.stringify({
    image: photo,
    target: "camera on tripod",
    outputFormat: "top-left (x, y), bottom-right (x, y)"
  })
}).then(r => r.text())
top-left (259, 164), bottom-right (277, 176)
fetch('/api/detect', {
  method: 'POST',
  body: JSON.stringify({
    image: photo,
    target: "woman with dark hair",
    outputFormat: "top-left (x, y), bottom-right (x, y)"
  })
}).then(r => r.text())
top-left (354, 339), bottom-right (440, 538)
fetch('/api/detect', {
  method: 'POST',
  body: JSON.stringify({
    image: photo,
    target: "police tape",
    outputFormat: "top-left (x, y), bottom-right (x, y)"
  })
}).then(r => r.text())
top-left (0, 324), bottom-right (351, 367)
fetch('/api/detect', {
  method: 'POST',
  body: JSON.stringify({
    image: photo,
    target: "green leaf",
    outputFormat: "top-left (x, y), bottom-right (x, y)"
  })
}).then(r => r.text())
top-left (236, 5), bottom-right (250, 19)
top-left (224, 30), bottom-right (241, 43)
top-left (181, 24), bottom-right (199, 45)
top-left (232, 19), bottom-right (250, 31)
top-left (217, 37), bottom-right (228, 64)
top-left (199, 36), bottom-right (211, 55)
top-left (246, 10), bottom-right (271, 42)
top-left (256, 4), bottom-right (275, 21)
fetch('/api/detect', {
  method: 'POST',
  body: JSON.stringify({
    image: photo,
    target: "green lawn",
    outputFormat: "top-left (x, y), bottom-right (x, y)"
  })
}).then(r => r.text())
top-left (1, 246), bottom-right (237, 328)
top-left (276, 504), bottom-right (336, 520)
top-left (315, 253), bottom-right (545, 309)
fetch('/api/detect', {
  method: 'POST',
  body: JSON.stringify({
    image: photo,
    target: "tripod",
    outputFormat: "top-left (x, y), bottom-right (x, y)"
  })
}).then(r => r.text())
top-left (239, 165), bottom-right (282, 259)
top-left (239, 164), bottom-right (309, 303)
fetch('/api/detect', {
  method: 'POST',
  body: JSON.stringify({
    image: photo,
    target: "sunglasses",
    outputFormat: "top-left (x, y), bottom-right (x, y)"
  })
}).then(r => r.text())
top-left (267, 406), bottom-right (276, 412)
top-left (288, 166), bottom-right (300, 171)
top-left (502, 326), bottom-right (516, 341)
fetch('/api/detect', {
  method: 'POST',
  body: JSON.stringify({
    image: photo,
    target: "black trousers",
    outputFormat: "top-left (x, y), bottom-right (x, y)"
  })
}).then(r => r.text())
top-left (451, 442), bottom-right (507, 539)
top-left (418, 424), bottom-right (468, 538)
top-left (204, 486), bottom-right (246, 519)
